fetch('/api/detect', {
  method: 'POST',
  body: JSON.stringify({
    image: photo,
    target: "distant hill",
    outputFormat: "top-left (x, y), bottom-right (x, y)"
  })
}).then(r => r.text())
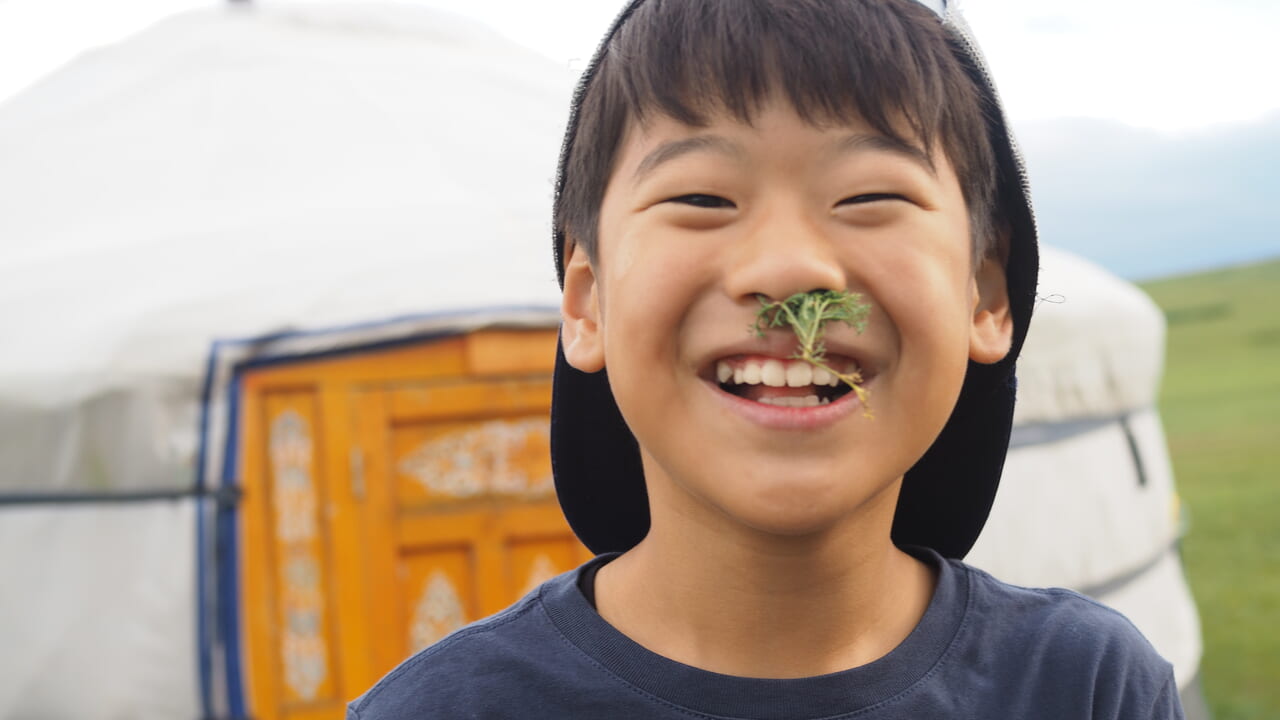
top-left (1018, 114), bottom-right (1280, 281)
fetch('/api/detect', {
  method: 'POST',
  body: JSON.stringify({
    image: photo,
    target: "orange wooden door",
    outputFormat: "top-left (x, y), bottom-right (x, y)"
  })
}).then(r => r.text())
top-left (351, 339), bottom-right (593, 669)
top-left (239, 329), bottom-right (591, 720)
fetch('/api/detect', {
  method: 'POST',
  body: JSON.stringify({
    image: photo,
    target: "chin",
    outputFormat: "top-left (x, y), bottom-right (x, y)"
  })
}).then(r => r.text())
top-left (713, 473), bottom-right (897, 540)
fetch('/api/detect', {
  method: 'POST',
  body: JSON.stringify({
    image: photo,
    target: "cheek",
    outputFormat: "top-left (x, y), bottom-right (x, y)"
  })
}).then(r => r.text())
top-left (857, 235), bottom-right (975, 389)
top-left (862, 252), bottom-right (970, 326)
top-left (891, 284), bottom-right (974, 405)
top-left (598, 237), bottom-right (682, 362)
top-left (601, 226), bottom-right (717, 335)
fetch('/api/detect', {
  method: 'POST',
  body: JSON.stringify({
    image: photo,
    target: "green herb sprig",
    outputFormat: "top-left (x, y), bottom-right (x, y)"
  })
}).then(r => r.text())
top-left (752, 290), bottom-right (873, 414)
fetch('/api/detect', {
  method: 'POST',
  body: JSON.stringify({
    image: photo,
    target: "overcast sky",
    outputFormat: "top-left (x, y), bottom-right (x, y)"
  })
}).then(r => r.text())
top-left (3, 0), bottom-right (1279, 133)
top-left (2, 0), bottom-right (1277, 278)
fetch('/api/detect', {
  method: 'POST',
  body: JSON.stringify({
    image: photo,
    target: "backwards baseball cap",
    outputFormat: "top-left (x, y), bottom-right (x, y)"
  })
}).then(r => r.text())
top-left (549, 0), bottom-right (1039, 559)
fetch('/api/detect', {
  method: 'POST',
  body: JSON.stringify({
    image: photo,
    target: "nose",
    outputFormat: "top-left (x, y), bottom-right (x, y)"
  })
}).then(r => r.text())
top-left (722, 206), bottom-right (847, 304)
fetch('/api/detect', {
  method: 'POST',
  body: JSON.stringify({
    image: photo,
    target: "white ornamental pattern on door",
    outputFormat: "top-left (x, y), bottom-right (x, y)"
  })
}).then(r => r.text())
top-left (269, 408), bottom-right (329, 702)
top-left (410, 570), bottom-right (466, 652)
top-left (398, 417), bottom-right (553, 499)
top-left (520, 553), bottom-right (560, 596)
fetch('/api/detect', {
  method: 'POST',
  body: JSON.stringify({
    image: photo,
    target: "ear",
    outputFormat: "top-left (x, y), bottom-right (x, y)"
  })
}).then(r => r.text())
top-left (560, 240), bottom-right (606, 372)
top-left (969, 251), bottom-right (1014, 365)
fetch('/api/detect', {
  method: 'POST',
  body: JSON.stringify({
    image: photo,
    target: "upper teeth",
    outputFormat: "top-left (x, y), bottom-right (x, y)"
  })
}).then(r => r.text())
top-left (716, 358), bottom-right (843, 388)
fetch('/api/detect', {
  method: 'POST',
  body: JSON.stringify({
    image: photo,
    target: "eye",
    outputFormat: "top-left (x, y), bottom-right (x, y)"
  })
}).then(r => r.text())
top-left (838, 193), bottom-right (906, 205)
top-left (667, 193), bottom-right (736, 209)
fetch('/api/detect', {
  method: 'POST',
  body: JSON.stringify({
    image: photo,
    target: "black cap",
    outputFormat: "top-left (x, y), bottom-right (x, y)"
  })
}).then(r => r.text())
top-left (549, 0), bottom-right (1039, 560)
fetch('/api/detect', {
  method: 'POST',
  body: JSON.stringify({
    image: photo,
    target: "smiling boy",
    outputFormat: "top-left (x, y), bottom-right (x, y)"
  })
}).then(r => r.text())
top-left (349, 1), bottom-right (1184, 718)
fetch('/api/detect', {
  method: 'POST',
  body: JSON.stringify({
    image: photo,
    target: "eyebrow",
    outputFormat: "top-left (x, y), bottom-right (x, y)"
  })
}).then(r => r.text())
top-left (835, 133), bottom-right (937, 175)
top-left (632, 135), bottom-right (743, 183)
top-left (631, 131), bottom-right (936, 182)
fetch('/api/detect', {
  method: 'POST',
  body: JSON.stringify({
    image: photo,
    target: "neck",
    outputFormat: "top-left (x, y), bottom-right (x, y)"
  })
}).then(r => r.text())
top-left (594, 502), bottom-right (936, 678)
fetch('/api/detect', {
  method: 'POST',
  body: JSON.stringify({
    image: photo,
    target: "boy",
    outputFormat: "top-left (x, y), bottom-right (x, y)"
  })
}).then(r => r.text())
top-left (350, 0), bottom-right (1184, 717)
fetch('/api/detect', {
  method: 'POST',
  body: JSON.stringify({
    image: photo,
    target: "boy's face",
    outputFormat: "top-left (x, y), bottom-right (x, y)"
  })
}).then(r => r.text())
top-left (561, 98), bottom-right (1012, 540)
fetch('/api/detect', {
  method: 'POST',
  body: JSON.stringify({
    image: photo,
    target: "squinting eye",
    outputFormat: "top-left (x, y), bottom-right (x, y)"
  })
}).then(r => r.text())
top-left (838, 193), bottom-right (906, 205)
top-left (668, 193), bottom-right (736, 209)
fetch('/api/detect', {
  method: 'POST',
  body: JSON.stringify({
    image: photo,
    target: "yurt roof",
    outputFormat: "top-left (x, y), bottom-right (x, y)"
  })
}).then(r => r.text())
top-left (0, 3), bottom-right (571, 492)
top-left (1012, 245), bottom-right (1166, 427)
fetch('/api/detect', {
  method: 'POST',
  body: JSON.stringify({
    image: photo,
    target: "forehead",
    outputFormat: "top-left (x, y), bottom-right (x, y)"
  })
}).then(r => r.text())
top-left (611, 101), bottom-right (946, 186)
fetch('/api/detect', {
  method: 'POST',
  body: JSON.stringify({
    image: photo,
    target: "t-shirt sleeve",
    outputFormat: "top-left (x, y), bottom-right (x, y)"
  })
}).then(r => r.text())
top-left (960, 567), bottom-right (1189, 720)
top-left (1147, 672), bottom-right (1186, 720)
top-left (1074, 602), bottom-right (1187, 720)
top-left (1079, 600), bottom-right (1187, 720)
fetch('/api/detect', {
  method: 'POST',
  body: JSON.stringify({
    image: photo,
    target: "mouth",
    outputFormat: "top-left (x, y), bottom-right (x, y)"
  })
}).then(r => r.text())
top-left (709, 355), bottom-right (869, 408)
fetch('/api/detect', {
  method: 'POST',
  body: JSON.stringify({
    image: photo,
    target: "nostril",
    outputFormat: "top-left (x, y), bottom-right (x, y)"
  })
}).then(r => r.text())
top-left (722, 233), bottom-right (848, 304)
top-left (750, 287), bottom-right (841, 306)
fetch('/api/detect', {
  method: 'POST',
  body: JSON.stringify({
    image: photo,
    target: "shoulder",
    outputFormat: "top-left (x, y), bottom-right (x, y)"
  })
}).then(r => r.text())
top-left (949, 561), bottom-right (1182, 718)
top-left (961, 561), bottom-right (1159, 659)
top-left (347, 589), bottom-right (559, 720)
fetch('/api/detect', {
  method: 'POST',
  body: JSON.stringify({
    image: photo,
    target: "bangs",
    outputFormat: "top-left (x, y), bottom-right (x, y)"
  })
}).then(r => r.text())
top-left (611, 0), bottom-right (953, 155)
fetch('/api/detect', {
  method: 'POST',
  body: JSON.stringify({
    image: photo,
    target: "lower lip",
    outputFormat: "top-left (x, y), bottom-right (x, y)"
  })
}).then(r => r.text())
top-left (707, 381), bottom-right (869, 430)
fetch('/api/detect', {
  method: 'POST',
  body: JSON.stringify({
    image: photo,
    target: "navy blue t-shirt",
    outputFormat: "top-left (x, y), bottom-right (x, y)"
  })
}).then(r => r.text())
top-left (348, 548), bottom-right (1183, 719)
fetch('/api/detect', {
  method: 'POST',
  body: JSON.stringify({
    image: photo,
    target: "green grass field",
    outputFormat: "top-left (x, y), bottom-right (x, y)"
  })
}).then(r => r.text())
top-left (1140, 257), bottom-right (1280, 720)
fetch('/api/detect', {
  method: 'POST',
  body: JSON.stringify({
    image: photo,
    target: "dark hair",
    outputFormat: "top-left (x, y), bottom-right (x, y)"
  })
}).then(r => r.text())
top-left (555, 0), bottom-right (1003, 270)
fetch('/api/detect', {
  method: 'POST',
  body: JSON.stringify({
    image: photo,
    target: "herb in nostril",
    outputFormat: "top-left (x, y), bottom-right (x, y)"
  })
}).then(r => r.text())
top-left (751, 290), bottom-right (873, 416)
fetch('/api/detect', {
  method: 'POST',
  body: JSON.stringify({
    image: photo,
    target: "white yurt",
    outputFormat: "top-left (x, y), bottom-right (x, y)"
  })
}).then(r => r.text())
top-left (0, 4), bottom-right (1204, 719)
top-left (0, 5), bottom-right (570, 719)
